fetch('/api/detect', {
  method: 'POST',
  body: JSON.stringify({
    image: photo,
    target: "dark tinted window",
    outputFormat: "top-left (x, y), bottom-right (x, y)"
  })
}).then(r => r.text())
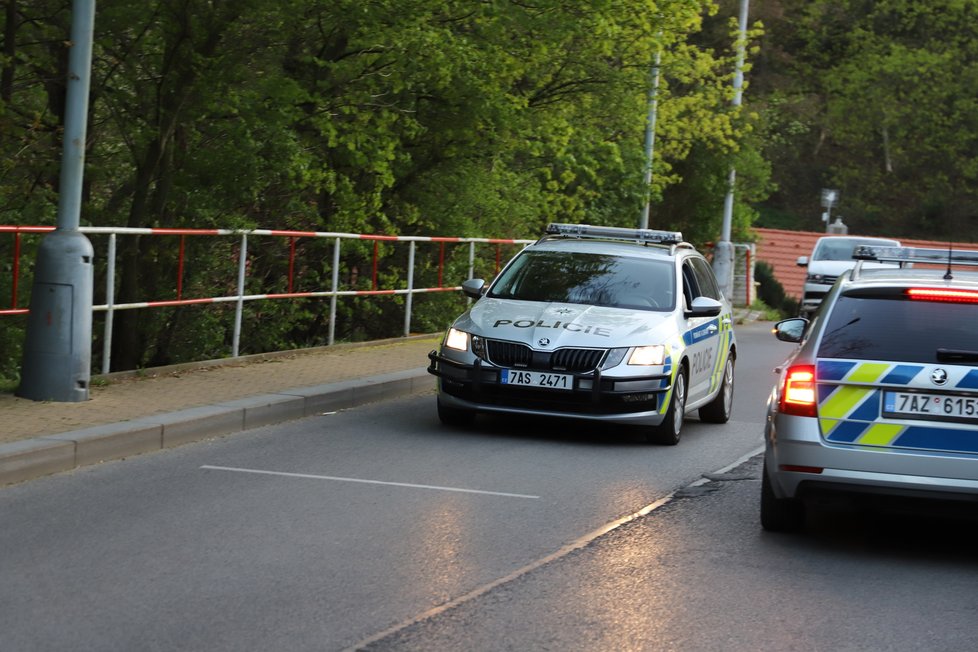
top-left (817, 294), bottom-right (978, 362)
top-left (689, 257), bottom-right (721, 300)
top-left (488, 250), bottom-right (676, 311)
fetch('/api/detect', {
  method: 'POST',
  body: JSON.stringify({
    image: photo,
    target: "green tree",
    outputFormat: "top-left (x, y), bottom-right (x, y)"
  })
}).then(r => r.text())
top-left (755, 0), bottom-right (978, 238)
top-left (0, 0), bottom-right (767, 378)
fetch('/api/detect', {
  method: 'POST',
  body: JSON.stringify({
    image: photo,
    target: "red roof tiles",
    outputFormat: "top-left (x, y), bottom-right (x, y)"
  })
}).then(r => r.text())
top-left (752, 227), bottom-right (978, 300)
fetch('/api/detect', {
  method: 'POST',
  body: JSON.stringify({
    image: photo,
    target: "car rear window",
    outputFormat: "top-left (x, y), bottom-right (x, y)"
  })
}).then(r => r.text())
top-left (817, 293), bottom-right (978, 363)
top-left (488, 250), bottom-right (676, 311)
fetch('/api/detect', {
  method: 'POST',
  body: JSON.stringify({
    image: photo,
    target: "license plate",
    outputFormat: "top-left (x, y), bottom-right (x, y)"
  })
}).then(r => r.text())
top-left (501, 369), bottom-right (573, 391)
top-left (883, 391), bottom-right (978, 422)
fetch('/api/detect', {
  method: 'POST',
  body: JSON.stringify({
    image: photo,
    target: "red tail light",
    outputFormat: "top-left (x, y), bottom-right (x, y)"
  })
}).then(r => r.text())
top-left (780, 364), bottom-right (817, 417)
top-left (907, 288), bottom-right (978, 303)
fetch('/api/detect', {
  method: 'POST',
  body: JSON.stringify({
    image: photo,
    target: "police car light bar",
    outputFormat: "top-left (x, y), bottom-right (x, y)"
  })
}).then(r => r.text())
top-left (545, 223), bottom-right (684, 245)
top-left (853, 245), bottom-right (978, 266)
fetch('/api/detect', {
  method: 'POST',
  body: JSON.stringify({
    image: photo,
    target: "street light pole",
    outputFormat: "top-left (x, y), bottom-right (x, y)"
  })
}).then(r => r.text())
top-left (18, 0), bottom-right (96, 402)
top-left (821, 188), bottom-right (838, 233)
top-left (639, 41), bottom-right (662, 230)
top-left (712, 0), bottom-right (749, 302)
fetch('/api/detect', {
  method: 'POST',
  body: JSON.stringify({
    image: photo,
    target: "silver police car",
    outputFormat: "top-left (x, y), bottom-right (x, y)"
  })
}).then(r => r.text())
top-left (427, 223), bottom-right (737, 444)
top-left (763, 244), bottom-right (978, 531)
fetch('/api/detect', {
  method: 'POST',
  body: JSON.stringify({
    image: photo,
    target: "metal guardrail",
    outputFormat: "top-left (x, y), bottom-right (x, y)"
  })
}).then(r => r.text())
top-left (1, 225), bottom-right (533, 373)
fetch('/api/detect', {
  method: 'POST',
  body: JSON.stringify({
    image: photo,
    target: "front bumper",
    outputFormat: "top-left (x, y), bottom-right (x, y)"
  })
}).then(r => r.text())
top-left (799, 284), bottom-right (831, 314)
top-left (427, 349), bottom-right (671, 425)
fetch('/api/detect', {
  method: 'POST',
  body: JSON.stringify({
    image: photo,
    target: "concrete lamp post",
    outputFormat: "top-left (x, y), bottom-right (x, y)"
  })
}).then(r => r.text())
top-left (17, 0), bottom-right (96, 402)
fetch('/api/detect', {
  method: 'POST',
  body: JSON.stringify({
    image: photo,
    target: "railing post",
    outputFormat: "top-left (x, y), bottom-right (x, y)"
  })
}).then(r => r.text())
top-left (329, 237), bottom-right (340, 345)
top-left (468, 241), bottom-right (476, 305)
top-left (404, 241), bottom-right (415, 336)
top-left (176, 235), bottom-right (185, 300)
top-left (11, 232), bottom-right (21, 309)
top-left (101, 233), bottom-right (116, 374)
top-left (232, 233), bottom-right (247, 357)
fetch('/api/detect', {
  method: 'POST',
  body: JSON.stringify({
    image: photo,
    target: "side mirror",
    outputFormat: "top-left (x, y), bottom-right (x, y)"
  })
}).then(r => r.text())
top-left (462, 278), bottom-right (486, 300)
top-left (796, 256), bottom-right (809, 267)
top-left (686, 296), bottom-right (722, 318)
top-left (772, 317), bottom-right (808, 343)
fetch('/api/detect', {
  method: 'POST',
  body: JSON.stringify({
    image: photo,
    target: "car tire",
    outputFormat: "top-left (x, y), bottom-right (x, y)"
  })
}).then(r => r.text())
top-left (437, 398), bottom-right (476, 427)
top-left (699, 353), bottom-right (734, 424)
top-left (647, 366), bottom-right (687, 445)
top-left (760, 463), bottom-right (805, 532)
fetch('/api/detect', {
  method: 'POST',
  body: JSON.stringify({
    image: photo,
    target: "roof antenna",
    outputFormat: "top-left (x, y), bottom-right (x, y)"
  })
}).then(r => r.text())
top-left (944, 241), bottom-right (953, 280)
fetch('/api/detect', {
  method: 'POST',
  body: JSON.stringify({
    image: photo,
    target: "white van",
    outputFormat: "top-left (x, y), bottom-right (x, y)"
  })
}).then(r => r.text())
top-left (796, 235), bottom-right (900, 318)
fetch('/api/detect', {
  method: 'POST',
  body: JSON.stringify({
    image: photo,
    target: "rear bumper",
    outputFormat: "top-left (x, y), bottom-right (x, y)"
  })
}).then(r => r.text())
top-left (428, 350), bottom-right (671, 425)
top-left (764, 412), bottom-right (978, 502)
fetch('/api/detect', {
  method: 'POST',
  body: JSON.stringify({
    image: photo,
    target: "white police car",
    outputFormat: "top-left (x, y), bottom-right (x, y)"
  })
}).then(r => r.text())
top-left (763, 244), bottom-right (978, 531)
top-left (427, 223), bottom-right (737, 444)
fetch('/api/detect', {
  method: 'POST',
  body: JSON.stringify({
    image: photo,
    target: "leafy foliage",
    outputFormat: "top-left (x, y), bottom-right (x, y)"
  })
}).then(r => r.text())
top-left (754, 259), bottom-right (798, 317)
top-left (755, 0), bottom-right (978, 238)
top-left (0, 0), bottom-right (764, 379)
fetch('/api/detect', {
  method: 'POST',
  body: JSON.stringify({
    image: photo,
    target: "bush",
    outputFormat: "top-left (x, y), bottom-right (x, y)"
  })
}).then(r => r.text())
top-left (754, 260), bottom-right (799, 318)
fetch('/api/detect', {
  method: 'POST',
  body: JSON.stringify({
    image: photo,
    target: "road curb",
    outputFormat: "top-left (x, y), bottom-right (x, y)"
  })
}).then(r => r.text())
top-left (0, 368), bottom-right (434, 487)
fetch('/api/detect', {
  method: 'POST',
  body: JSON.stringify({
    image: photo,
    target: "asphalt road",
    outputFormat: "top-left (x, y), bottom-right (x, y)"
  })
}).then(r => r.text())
top-left (15, 323), bottom-right (976, 651)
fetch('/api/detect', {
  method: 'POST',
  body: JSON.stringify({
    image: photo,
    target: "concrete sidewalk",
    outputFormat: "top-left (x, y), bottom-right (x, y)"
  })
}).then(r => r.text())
top-left (0, 335), bottom-right (441, 486)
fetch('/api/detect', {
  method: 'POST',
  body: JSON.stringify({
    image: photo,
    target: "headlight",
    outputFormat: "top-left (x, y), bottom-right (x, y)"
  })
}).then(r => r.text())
top-left (601, 348), bottom-right (628, 370)
top-left (444, 327), bottom-right (469, 352)
top-left (628, 345), bottom-right (666, 366)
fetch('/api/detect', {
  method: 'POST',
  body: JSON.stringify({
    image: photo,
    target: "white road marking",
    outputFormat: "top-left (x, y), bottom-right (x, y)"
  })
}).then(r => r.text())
top-left (346, 445), bottom-right (766, 651)
top-left (200, 464), bottom-right (540, 499)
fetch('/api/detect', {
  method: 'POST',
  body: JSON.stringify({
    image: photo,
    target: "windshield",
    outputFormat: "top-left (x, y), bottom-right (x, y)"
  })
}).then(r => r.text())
top-left (817, 294), bottom-right (978, 362)
top-left (488, 250), bottom-right (676, 311)
top-left (813, 238), bottom-right (899, 261)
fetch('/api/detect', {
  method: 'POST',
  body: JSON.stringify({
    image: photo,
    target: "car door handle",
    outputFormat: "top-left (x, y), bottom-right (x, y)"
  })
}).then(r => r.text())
top-left (707, 324), bottom-right (718, 334)
top-left (722, 318), bottom-right (732, 327)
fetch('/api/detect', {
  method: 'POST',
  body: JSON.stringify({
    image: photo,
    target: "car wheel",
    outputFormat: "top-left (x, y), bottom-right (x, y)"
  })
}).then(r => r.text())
top-left (760, 463), bottom-right (805, 532)
top-left (699, 354), bottom-right (734, 424)
top-left (437, 398), bottom-right (476, 427)
top-left (647, 366), bottom-right (687, 445)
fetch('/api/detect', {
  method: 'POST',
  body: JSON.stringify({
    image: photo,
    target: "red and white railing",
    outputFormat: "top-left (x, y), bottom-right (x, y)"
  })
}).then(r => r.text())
top-left (1, 225), bottom-right (533, 373)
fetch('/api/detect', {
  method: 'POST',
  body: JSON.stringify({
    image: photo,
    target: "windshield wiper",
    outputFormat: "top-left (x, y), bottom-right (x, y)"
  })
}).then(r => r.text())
top-left (822, 317), bottom-right (860, 338)
top-left (936, 348), bottom-right (978, 363)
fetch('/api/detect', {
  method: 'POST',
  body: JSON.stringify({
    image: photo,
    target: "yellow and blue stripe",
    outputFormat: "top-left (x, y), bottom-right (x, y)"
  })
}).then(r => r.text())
top-left (816, 359), bottom-right (978, 454)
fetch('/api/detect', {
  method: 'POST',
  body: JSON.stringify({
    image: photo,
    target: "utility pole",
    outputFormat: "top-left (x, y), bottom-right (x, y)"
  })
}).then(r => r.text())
top-left (18, 0), bottom-right (96, 402)
top-left (712, 0), bottom-right (749, 301)
top-left (639, 39), bottom-right (662, 230)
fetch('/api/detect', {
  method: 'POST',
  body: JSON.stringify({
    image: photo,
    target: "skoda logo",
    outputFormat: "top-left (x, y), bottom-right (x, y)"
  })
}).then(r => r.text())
top-left (538, 338), bottom-right (551, 347)
top-left (931, 368), bottom-right (949, 386)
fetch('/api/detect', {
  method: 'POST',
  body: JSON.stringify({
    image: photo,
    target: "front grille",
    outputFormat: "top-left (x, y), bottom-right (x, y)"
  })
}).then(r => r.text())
top-left (551, 348), bottom-right (605, 371)
top-left (485, 340), bottom-right (533, 368)
top-left (483, 339), bottom-right (606, 373)
top-left (809, 274), bottom-right (838, 286)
